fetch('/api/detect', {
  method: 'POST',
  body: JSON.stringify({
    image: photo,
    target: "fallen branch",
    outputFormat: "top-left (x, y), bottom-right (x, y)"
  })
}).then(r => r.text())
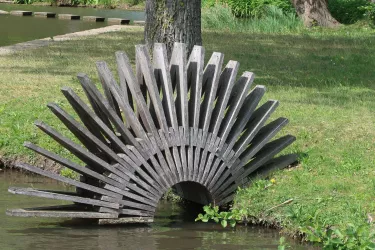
top-left (265, 199), bottom-right (294, 212)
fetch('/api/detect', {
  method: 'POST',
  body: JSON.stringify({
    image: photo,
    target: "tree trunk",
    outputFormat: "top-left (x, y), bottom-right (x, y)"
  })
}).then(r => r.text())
top-left (291, 0), bottom-right (340, 27)
top-left (144, 0), bottom-right (202, 58)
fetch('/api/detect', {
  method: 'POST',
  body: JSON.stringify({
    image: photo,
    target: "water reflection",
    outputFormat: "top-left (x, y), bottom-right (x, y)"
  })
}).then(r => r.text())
top-left (0, 171), bottom-right (313, 249)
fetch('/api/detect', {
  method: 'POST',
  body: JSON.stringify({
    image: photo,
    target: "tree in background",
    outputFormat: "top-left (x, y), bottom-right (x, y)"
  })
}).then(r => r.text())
top-left (144, 0), bottom-right (202, 58)
top-left (289, 0), bottom-right (340, 27)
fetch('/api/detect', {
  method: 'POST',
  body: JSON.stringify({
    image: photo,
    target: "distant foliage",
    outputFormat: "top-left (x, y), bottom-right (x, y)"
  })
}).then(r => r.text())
top-left (202, 0), bottom-right (294, 18)
top-left (328, 0), bottom-right (369, 24)
top-left (202, 4), bottom-right (302, 33)
top-left (360, 3), bottom-right (375, 25)
top-left (13, 0), bottom-right (33, 4)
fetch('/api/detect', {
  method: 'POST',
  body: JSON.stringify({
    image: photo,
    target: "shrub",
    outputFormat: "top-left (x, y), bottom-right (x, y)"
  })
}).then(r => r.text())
top-left (328, 0), bottom-right (369, 24)
top-left (202, 0), bottom-right (294, 18)
top-left (360, 2), bottom-right (375, 25)
top-left (202, 4), bottom-right (302, 33)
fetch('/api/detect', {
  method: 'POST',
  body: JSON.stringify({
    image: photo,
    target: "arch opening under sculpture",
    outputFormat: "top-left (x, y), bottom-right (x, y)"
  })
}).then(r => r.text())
top-left (6, 43), bottom-right (297, 224)
top-left (172, 181), bottom-right (213, 205)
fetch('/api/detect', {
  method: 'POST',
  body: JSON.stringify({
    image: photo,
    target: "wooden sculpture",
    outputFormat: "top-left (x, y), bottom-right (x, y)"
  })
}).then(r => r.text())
top-left (6, 43), bottom-right (297, 223)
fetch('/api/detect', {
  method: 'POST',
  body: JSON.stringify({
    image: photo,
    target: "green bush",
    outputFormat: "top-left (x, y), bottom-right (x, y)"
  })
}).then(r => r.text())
top-left (13, 0), bottom-right (33, 4)
top-left (202, 0), bottom-right (294, 18)
top-left (328, 0), bottom-right (369, 24)
top-left (360, 3), bottom-right (375, 25)
top-left (202, 4), bottom-right (302, 33)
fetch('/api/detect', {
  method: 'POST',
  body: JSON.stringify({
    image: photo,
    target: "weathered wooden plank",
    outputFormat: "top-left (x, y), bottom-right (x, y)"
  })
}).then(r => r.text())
top-left (217, 72), bottom-right (254, 150)
top-left (77, 73), bottom-right (140, 147)
top-left (237, 117), bottom-right (289, 164)
top-left (209, 60), bottom-right (239, 137)
top-left (228, 100), bottom-right (279, 158)
top-left (98, 217), bottom-right (154, 225)
top-left (170, 43), bottom-right (188, 129)
top-left (158, 130), bottom-right (179, 183)
top-left (34, 121), bottom-right (130, 182)
top-left (199, 52), bottom-right (224, 131)
top-left (15, 162), bottom-right (122, 200)
top-left (148, 134), bottom-right (176, 185)
top-left (216, 154), bottom-right (298, 203)
top-left (116, 51), bottom-right (161, 148)
top-left (221, 86), bottom-right (266, 158)
top-left (96, 61), bottom-right (124, 125)
top-left (214, 135), bottom-right (296, 197)
top-left (136, 45), bottom-right (169, 132)
top-left (23, 142), bottom-right (127, 192)
top-left (187, 46), bottom-right (205, 128)
top-left (7, 209), bottom-right (118, 219)
top-left (120, 209), bottom-right (153, 217)
top-left (47, 103), bottom-right (160, 197)
top-left (193, 129), bottom-right (203, 181)
top-left (103, 183), bottom-right (157, 207)
top-left (153, 43), bottom-right (179, 130)
top-left (9, 187), bottom-right (120, 209)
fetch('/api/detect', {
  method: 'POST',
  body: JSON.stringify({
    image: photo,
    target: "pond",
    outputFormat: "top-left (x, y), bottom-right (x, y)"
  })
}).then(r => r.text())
top-left (0, 170), bottom-right (315, 249)
top-left (0, 3), bottom-right (145, 46)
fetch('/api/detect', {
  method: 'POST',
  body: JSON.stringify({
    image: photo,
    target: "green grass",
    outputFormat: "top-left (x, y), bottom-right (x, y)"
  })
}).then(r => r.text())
top-left (1, 25), bottom-right (375, 244)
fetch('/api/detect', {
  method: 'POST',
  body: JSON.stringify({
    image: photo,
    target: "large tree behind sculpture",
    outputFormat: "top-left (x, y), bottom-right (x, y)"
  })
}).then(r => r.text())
top-left (144, 0), bottom-right (202, 58)
top-left (291, 0), bottom-right (340, 27)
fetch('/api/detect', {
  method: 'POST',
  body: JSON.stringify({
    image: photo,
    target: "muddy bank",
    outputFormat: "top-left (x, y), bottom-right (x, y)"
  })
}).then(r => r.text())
top-left (0, 155), bottom-right (62, 173)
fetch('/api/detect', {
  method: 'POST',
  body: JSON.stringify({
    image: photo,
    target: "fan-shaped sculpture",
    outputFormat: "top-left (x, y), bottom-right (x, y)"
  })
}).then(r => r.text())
top-left (6, 43), bottom-right (297, 223)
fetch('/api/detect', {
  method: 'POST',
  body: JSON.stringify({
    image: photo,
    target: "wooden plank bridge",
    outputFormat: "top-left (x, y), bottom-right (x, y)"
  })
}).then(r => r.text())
top-left (6, 43), bottom-right (297, 223)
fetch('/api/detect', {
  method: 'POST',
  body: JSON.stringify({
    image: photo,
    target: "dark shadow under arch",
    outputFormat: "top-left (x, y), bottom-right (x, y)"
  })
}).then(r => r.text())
top-left (172, 181), bottom-right (213, 205)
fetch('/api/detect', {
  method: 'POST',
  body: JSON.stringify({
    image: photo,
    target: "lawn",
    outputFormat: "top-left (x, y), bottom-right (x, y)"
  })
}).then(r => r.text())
top-left (1, 26), bottom-right (375, 243)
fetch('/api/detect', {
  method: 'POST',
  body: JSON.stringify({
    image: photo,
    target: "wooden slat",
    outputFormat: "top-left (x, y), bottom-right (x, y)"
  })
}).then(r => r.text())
top-left (217, 73), bottom-right (255, 150)
top-left (187, 46), bottom-right (205, 129)
top-left (7, 209), bottom-right (117, 219)
top-left (209, 60), bottom-right (239, 137)
top-left (136, 45), bottom-right (169, 131)
top-left (9, 187), bottom-right (119, 209)
top-left (170, 43), bottom-right (189, 129)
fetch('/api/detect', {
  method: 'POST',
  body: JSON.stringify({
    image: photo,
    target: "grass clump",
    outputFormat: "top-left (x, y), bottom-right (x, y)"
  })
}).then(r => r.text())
top-left (202, 4), bottom-right (303, 34)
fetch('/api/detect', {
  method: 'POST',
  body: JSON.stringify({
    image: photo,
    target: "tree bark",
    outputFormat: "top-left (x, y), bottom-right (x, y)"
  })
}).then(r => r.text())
top-left (291, 0), bottom-right (340, 27)
top-left (144, 0), bottom-right (202, 58)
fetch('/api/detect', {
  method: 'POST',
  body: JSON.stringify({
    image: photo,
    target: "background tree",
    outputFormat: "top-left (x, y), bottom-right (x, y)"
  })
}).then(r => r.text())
top-left (144, 0), bottom-right (202, 58)
top-left (291, 0), bottom-right (340, 27)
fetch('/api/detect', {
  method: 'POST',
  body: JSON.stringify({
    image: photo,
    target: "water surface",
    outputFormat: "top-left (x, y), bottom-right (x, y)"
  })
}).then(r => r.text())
top-left (0, 171), bottom-right (313, 249)
top-left (0, 3), bottom-right (145, 46)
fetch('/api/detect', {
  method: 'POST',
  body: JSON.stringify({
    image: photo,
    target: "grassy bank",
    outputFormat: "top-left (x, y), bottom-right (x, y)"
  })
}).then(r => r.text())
top-left (1, 25), bottom-right (375, 246)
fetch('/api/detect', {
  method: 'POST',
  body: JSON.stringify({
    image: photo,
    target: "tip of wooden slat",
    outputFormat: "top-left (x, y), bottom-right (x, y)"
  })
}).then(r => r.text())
top-left (98, 217), bottom-right (154, 225)
top-left (77, 72), bottom-right (88, 79)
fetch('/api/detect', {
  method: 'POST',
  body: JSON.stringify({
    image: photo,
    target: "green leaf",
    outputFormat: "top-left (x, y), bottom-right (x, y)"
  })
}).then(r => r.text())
top-left (221, 219), bottom-right (228, 228)
top-left (229, 220), bottom-right (236, 227)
